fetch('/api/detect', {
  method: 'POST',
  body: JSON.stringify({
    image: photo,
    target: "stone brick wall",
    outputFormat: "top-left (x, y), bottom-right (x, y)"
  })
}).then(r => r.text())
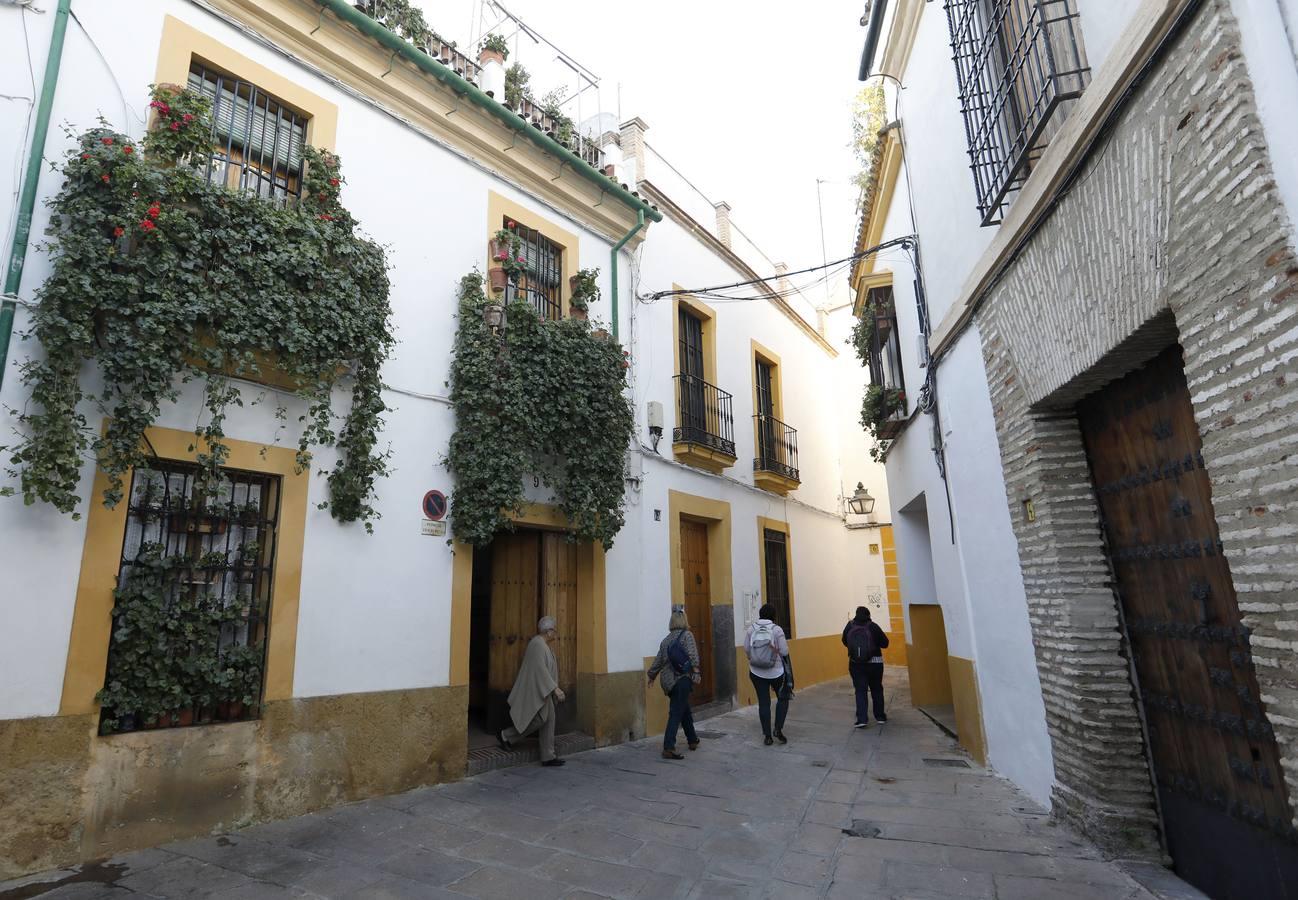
top-left (971, 0), bottom-right (1298, 853)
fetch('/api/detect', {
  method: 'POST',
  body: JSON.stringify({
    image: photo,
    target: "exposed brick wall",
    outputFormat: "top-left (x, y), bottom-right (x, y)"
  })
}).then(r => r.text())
top-left (971, 0), bottom-right (1298, 853)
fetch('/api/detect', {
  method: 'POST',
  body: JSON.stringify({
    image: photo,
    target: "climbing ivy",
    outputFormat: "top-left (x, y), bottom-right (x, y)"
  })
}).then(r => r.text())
top-left (447, 273), bottom-right (634, 550)
top-left (849, 302), bottom-right (904, 462)
top-left (4, 84), bottom-right (394, 528)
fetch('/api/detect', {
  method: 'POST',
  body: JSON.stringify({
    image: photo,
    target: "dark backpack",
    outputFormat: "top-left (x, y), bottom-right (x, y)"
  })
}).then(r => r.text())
top-left (667, 631), bottom-right (693, 675)
top-left (846, 623), bottom-right (878, 663)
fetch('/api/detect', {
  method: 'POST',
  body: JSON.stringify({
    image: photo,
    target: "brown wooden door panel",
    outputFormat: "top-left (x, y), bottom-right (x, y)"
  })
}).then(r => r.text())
top-left (1079, 346), bottom-right (1296, 898)
top-left (680, 519), bottom-right (714, 704)
top-left (541, 531), bottom-right (578, 695)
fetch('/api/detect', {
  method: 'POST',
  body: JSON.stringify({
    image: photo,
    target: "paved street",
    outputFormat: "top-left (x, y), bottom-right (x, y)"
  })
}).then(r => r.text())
top-left (2, 673), bottom-right (1192, 900)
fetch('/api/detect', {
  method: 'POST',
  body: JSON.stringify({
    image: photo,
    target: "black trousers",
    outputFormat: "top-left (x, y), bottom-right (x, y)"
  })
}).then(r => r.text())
top-left (749, 672), bottom-right (789, 738)
top-left (850, 662), bottom-right (886, 722)
top-left (664, 677), bottom-right (697, 751)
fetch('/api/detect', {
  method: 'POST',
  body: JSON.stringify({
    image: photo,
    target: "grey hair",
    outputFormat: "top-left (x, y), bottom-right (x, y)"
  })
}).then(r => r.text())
top-left (669, 608), bottom-right (689, 631)
top-left (538, 616), bottom-right (557, 633)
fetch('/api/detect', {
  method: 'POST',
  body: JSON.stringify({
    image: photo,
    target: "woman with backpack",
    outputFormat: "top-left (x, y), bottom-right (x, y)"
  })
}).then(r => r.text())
top-left (647, 607), bottom-right (701, 760)
top-left (842, 606), bottom-right (889, 727)
top-left (745, 604), bottom-right (793, 746)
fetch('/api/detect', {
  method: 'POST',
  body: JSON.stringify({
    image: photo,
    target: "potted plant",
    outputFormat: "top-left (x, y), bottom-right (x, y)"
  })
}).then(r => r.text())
top-left (235, 500), bottom-right (261, 527)
top-left (478, 33), bottom-right (509, 65)
top-left (569, 267), bottom-right (599, 320)
top-left (236, 540), bottom-right (261, 580)
top-left (489, 226), bottom-right (526, 293)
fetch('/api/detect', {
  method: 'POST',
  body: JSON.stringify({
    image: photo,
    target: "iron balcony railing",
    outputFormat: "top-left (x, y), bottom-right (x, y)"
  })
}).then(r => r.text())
top-left (674, 374), bottom-right (736, 458)
top-left (754, 414), bottom-right (800, 483)
top-left (945, 0), bottom-right (1089, 225)
top-left (354, 1), bottom-right (605, 171)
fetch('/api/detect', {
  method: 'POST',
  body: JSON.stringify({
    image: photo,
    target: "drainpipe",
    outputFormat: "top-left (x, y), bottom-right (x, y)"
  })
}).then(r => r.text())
top-left (609, 209), bottom-right (644, 342)
top-left (0, 0), bottom-right (73, 391)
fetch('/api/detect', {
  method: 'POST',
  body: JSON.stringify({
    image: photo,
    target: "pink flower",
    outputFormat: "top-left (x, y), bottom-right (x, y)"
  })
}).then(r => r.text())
top-left (169, 121), bottom-right (181, 131)
top-left (183, 113), bottom-right (194, 123)
top-left (495, 252), bottom-right (507, 261)
top-left (516, 256), bottom-right (525, 263)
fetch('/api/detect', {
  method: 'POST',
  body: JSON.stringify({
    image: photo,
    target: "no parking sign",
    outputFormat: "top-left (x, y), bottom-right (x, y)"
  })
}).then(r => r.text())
top-left (421, 489), bottom-right (448, 536)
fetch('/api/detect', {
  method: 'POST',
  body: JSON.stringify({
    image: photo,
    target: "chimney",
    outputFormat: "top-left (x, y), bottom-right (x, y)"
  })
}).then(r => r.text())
top-left (714, 201), bottom-right (733, 248)
top-left (618, 117), bottom-right (649, 187)
top-left (775, 262), bottom-right (790, 298)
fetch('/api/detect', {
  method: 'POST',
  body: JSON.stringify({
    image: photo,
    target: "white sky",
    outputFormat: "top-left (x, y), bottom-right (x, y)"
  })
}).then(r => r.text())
top-left (423, 0), bottom-right (868, 303)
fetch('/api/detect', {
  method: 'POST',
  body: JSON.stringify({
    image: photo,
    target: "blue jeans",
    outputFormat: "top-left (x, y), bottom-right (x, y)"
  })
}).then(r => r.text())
top-left (749, 672), bottom-right (789, 738)
top-left (664, 677), bottom-right (697, 751)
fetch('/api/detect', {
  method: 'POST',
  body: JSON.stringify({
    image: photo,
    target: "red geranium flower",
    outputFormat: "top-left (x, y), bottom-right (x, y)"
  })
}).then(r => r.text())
top-left (183, 113), bottom-right (194, 123)
top-left (139, 219), bottom-right (156, 231)
top-left (113, 226), bottom-right (125, 238)
top-left (101, 137), bottom-right (114, 145)
top-left (149, 100), bottom-right (171, 114)
top-left (80, 153), bottom-right (90, 160)
top-left (123, 146), bottom-right (134, 155)
top-left (329, 178), bottom-right (340, 187)
top-left (147, 205), bottom-right (161, 219)
top-left (169, 121), bottom-right (181, 131)
top-left (318, 214), bottom-right (334, 222)
top-left (101, 174), bottom-right (110, 183)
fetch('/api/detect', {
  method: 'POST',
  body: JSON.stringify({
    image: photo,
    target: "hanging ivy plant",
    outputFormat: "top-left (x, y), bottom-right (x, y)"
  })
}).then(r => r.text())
top-left (860, 385), bottom-right (906, 462)
top-left (448, 273), bottom-right (634, 550)
top-left (3, 84), bottom-right (394, 529)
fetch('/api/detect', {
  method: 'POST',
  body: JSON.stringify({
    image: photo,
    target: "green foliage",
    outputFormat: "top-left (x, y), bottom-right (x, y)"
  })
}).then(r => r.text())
top-left (860, 384), bottom-right (905, 462)
top-left (851, 81), bottom-right (888, 192)
top-left (356, 0), bottom-right (453, 53)
top-left (4, 85), bottom-right (394, 529)
top-left (570, 267), bottom-right (599, 311)
top-left (848, 313), bottom-right (875, 367)
top-left (480, 33), bottom-right (509, 59)
top-left (539, 88), bottom-right (575, 148)
top-left (491, 225), bottom-right (526, 281)
top-left (448, 272), bottom-right (634, 550)
top-left (504, 63), bottom-right (531, 110)
top-left (95, 543), bottom-right (262, 731)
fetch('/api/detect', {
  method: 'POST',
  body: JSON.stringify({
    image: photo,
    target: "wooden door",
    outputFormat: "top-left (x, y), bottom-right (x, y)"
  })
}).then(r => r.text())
top-left (680, 519), bottom-right (714, 704)
top-left (1079, 346), bottom-right (1297, 899)
top-left (487, 531), bottom-right (540, 732)
top-left (541, 532), bottom-right (578, 732)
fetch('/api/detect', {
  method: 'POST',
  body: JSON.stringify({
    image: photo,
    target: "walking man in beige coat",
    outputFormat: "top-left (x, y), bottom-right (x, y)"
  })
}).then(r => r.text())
top-left (497, 616), bottom-right (566, 767)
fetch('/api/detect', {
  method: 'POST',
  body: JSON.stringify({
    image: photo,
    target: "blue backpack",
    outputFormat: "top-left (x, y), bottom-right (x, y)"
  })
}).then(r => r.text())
top-left (667, 630), bottom-right (693, 675)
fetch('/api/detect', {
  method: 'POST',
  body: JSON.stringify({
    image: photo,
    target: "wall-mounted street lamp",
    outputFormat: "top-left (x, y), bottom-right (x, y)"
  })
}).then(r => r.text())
top-left (847, 482), bottom-right (876, 516)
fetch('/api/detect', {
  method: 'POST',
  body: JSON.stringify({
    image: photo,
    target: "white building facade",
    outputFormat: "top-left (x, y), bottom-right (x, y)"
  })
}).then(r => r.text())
top-left (0, 0), bottom-right (890, 878)
top-left (854, 0), bottom-right (1298, 892)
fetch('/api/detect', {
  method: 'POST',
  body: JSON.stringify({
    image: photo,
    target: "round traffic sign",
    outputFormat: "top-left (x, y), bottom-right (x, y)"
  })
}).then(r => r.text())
top-left (422, 489), bottom-right (447, 521)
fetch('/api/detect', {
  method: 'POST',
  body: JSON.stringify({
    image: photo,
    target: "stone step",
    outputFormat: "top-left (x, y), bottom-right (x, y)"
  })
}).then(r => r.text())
top-left (466, 731), bottom-right (595, 776)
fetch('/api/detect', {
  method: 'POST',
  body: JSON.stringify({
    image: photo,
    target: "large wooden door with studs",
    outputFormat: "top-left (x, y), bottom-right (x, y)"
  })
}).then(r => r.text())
top-left (1078, 346), bottom-right (1297, 899)
top-left (680, 519), bottom-right (714, 704)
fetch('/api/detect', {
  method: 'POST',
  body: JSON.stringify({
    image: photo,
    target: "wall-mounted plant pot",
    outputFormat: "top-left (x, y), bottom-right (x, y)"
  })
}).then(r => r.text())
top-left (592, 328), bottom-right (611, 341)
top-left (478, 48), bottom-right (505, 67)
top-left (603, 164), bottom-right (615, 177)
top-left (570, 306), bottom-right (588, 321)
top-left (168, 512), bottom-right (228, 535)
top-left (488, 267), bottom-right (508, 293)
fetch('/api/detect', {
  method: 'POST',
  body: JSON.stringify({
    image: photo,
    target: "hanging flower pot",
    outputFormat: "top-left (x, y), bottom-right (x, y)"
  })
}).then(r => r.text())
top-left (488, 267), bottom-right (508, 293)
top-left (570, 305), bottom-right (588, 321)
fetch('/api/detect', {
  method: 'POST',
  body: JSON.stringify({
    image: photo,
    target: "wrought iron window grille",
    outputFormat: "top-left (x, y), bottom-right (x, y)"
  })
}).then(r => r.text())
top-left (99, 461), bottom-right (281, 735)
top-left (504, 218), bottom-right (564, 321)
top-left (674, 374), bottom-right (736, 458)
top-left (188, 62), bottom-right (308, 207)
top-left (944, 0), bottom-right (1090, 225)
top-left (866, 286), bottom-right (906, 406)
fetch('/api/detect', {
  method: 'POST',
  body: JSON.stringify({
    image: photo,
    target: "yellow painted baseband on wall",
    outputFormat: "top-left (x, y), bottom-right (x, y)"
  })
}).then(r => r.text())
top-left (0, 685), bottom-right (467, 881)
top-left (947, 655), bottom-right (987, 765)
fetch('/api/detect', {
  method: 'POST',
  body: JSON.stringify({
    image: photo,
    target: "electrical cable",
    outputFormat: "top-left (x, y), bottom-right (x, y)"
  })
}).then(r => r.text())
top-left (69, 8), bottom-right (144, 133)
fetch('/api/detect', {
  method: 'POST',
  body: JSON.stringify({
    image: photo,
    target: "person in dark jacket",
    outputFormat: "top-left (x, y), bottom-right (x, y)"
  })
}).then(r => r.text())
top-left (842, 606), bottom-right (889, 727)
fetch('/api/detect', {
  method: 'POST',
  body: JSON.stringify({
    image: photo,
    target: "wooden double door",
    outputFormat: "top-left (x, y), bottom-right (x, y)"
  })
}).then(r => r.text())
top-left (1079, 346), bottom-right (1296, 898)
top-left (680, 519), bottom-right (715, 705)
top-left (479, 530), bottom-right (578, 734)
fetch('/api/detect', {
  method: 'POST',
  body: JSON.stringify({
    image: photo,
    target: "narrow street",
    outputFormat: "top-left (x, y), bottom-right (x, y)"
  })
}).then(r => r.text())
top-left (1, 674), bottom-right (1195, 900)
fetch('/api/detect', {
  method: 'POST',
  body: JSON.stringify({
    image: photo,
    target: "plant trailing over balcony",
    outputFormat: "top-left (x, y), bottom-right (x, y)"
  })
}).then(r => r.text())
top-left (569, 266), bottom-right (599, 314)
top-left (3, 84), bottom-right (394, 529)
top-left (860, 384), bottom-right (906, 462)
top-left (448, 272), bottom-right (634, 549)
top-left (491, 224), bottom-right (527, 282)
top-left (504, 63), bottom-right (532, 110)
top-left (355, 0), bottom-right (453, 54)
top-left (96, 542), bottom-right (262, 732)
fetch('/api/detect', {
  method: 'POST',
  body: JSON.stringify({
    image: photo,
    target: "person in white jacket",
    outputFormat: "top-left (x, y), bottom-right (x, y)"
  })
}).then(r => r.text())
top-left (744, 604), bottom-right (793, 745)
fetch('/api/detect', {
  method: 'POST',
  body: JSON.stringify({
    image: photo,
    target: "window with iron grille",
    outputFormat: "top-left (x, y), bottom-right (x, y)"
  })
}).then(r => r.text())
top-left (763, 529), bottom-right (793, 638)
top-left (98, 461), bottom-right (280, 734)
top-left (865, 286), bottom-right (906, 398)
top-left (944, 0), bottom-right (1089, 225)
top-left (504, 218), bottom-right (564, 320)
top-left (187, 61), bottom-right (308, 205)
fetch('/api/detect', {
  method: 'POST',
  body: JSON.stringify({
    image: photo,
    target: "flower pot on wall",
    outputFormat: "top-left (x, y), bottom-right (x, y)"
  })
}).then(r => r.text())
top-left (488, 267), bottom-right (508, 293)
top-left (570, 306), bottom-right (588, 321)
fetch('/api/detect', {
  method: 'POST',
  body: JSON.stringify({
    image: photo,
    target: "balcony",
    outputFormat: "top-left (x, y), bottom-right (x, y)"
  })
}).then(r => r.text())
top-left (673, 374), bottom-right (736, 473)
top-left (864, 286), bottom-right (908, 440)
top-left (753, 415), bottom-right (800, 495)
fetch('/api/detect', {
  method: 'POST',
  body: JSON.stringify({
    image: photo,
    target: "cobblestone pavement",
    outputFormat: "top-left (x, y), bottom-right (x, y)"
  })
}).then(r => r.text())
top-left (1, 672), bottom-right (1199, 899)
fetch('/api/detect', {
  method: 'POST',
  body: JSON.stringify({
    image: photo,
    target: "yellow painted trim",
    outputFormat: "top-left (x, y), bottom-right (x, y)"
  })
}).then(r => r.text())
top-left (749, 339), bottom-right (784, 421)
top-left (486, 191), bottom-right (579, 317)
top-left (752, 470), bottom-right (799, 496)
top-left (948, 655), bottom-right (987, 765)
top-left (734, 633), bottom-right (850, 710)
top-left (667, 490), bottom-right (733, 612)
top-left (755, 515), bottom-right (797, 639)
top-left (854, 131), bottom-right (902, 285)
top-left (879, 525), bottom-right (906, 665)
top-left (156, 15), bottom-right (337, 151)
top-left (851, 270), bottom-right (896, 316)
top-left (671, 443), bottom-right (737, 474)
top-left (671, 291), bottom-right (718, 386)
top-left (906, 604), bottom-right (953, 708)
top-left (60, 424), bottom-right (309, 715)
top-left (447, 502), bottom-right (607, 687)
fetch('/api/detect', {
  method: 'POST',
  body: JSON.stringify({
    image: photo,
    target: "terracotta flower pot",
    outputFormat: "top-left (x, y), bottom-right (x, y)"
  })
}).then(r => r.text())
top-left (488, 267), bottom-right (508, 293)
top-left (570, 306), bottom-right (588, 321)
top-left (478, 48), bottom-right (505, 66)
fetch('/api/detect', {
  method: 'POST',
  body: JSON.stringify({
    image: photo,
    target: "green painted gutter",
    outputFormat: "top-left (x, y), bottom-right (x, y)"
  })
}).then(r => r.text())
top-left (0, 0), bottom-right (72, 391)
top-left (609, 209), bottom-right (644, 341)
top-left (317, 0), bottom-right (661, 228)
